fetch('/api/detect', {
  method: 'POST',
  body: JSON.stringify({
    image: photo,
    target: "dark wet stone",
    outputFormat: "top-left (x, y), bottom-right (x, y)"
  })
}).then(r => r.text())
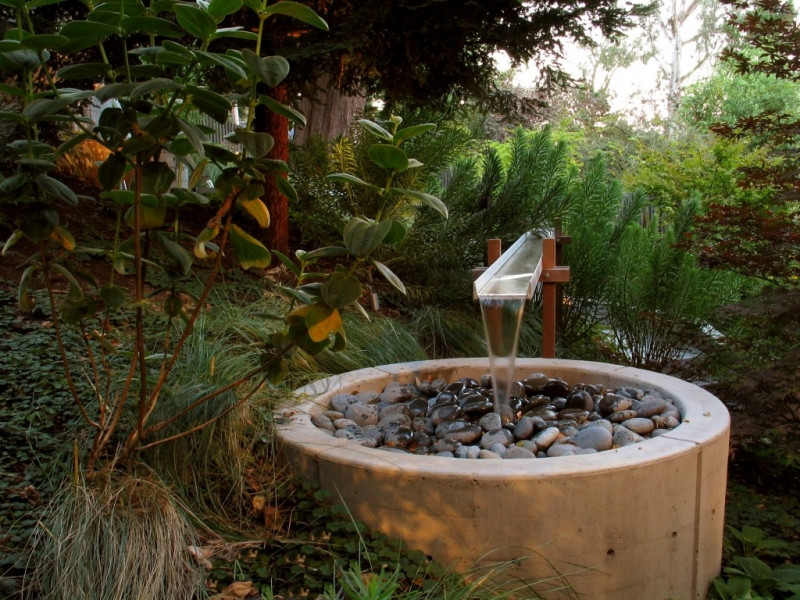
top-left (525, 394), bottom-right (550, 409)
top-left (432, 438), bottom-right (460, 453)
top-left (411, 416), bottom-right (435, 435)
top-left (435, 420), bottom-right (483, 444)
top-left (445, 381), bottom-right (466, 395)
top-left (526, 406), bottom-right (558, 421)
top-left (543, 379), bottom-right (570, 398)
top-left (598, 393), bottom-right (632, 417)
top-left (377, 413), bottom-right (412, 428)
top-left (417, 377), bottom-right (447, 396)
top-left (434, 390), bottom-right (458, 405)
top-left (407, 397), bottom-right (430, 418)
top-left (551, 397), bottom-right (568, 411)
top-left (383, 423), bottom-right (413, 448)
top-left (409, 430), bottom-right (433, 449)
top-left (565, 390), bottom-right (594, 411)
top-left (522, 373), bottom-right (549, 393)
top-left (458, 377), bottom-right (481, 389)
top-left (557, 408), bottom-right (589, 424)
top-left (460, 393), bottom-right (494, 416)
top-left (508, 395), bottom-right (527, 413)
top-left (429, 403), bottom-right (462, 425)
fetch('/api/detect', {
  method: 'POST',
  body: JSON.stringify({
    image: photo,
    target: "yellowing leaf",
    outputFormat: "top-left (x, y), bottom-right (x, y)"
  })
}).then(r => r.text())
top-left (240, 198), bottom-right (270, 228)
top-left (229, 224), bottom-right (270, 270)
top-left (306, 305), bottom-right (342, 342)
top-left (49, 225), bottom-right (75, 250)
top-left (193, 225), bottom-right (219, 259)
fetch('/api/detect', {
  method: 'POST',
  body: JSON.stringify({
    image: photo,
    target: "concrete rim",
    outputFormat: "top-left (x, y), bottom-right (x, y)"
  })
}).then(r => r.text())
top-left (277, 358), bottom-right (730, 478)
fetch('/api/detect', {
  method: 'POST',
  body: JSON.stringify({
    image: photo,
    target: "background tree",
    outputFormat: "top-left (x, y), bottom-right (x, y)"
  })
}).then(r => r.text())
top-left (687, 0), bottom-right (800, 284)
top-left (243, 0), bottom-right (650, 254)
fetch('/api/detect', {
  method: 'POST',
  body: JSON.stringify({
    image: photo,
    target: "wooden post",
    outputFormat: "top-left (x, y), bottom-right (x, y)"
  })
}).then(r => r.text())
top-left (487, 238), bottom-right (501, 266)
top-left (541, 237), bottom-right (571, 358)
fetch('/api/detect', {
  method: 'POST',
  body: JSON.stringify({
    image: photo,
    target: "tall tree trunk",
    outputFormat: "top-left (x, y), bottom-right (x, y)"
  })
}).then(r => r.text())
top-left (255, 84), bottom-right (290, 256)
top-left (292, 73), bottom-right (366, 145)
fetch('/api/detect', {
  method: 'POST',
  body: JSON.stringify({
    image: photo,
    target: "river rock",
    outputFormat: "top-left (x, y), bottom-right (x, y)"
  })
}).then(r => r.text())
top-left (311, 413), bottom-right (335, 432)
top-left (532, 426), bottom-right (560, 449)
top-left (481, 428), bottom-right (514, 449)
top-left (479, 412), bottom-right (503, 432)
top-left (637, 397), bottom-right (667, 418)
top-left (623, 417), bottom-right (656, 435)
top-left (573, 426), bottom-right (613, 451)
top-left (345, 403), bottom-right (379, 426)
top-left (513, 416), bottom-right (536, 440)
top-left (436, 420), bottom-right (483, 444)
top-left (612, 425), bottom-right (645, 447)
top-left (547, 443), bottom-right (578, 457)
top-left (330, 393), bottom-right (358, 412)
top-left (380, 382), bottom-right (415, 404)
top-left (505, 446), bottom-right (536, 459)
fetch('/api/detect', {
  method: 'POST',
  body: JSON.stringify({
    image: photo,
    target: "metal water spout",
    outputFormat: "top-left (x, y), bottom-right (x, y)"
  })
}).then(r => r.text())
top-left (473, 231), bottom-right (569, 418)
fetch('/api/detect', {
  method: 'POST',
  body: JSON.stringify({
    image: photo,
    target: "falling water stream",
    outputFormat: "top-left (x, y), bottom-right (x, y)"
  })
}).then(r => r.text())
top-left (473, 233), bottom-right (544, 422)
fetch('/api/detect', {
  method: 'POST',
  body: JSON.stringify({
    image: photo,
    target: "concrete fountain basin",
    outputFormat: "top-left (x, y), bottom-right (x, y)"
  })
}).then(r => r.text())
top-left (275, 358), bottom-right (729, 600)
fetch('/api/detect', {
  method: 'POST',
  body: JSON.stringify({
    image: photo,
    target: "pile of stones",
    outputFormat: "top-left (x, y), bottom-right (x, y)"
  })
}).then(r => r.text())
top-left (310, 372), bottom-right (682, 459)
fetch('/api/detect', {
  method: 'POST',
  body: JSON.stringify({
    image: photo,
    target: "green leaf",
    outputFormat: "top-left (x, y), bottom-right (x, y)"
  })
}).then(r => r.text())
top-left (235, 129), bottom-right (273, 158)
top-left (19, 34), bottom-right (69, 51)
top-left (326, 173), bottom-right (383, 193)
top-left (207, 0), bottom-right (242, 20)
top-left (121, 16), bottom-right (182, 37)
top-left (130, 78), bottom-right (182, 99)
top-left (186, 86), bottom-right (231, 123)
top-left (229, 224), bottom-right (271, 270)
top-left (321, 271), bottom-right (362, 309)
top-left (342, 217), bottom-right (392, 258)
top-left (0, 48), bottom-right (45, 71)
top-left (18, 264), bottom-right (37, 313)
top-left (372, 259), bottom-right (406, 294)
top-left (94, 82), bottom-right (136, 103)
top-left (124, 196), bottom-right (167, 230)
top-left (358, 118), bottom-right (393, 142)
top-left (241, 49), bottom-right (289, 86)
top-left (383, 219), bottom-right (407, 244)
top-left (263, 1), bottom-right (328, 30)
top-left (17, 206), bottom-right (58, 242)
top-left (156, 232), bottom-right (193, 277)
top-left (302, 246), bottom-right (348, 261)
top-left (209, 28), bottom-right (258, 41)
top-left (271, 249), bottom-right (301, 277)
top-left (57, 62), bottom-right (113, 80)
top-left (156, 50), bottom-right (194, 67)
top-left (393, 123), bottom-right (435, 145)
top-left (195, 50), bottom-right (246, 79)
top-left (174, 4), bottom-right (216, 40)
top-left (391, 188), bottom-right (448, 219)
top-left (49, 262), bottom-right (83, 293)
top-left (36, 175), bottom-right (78, 205)
top-left (258, 94), bottom-right (306, 126)
top-left (60, 295), bottom-right (98, 324)
top-left (0, 111), bottom-right (25, 125)
top-left (59, 20), bottom-right (119, 38)
top-left (368, 143), bottom-right (408, 172)
top-left (98, 153), bottom-right (127, 191)
top-left (22, 97), bottom-right (75, 120)
top-left (140, 161), bottom-right (175, 195)
top-left (331, 329), bottom-right (346, 352)
top-left (2, 229), bottom-right (23, 255)
top-left (275, 174), bottom-right (297, 203)
top-left (0, 173), bottom-right (27, 193)
top-left (99, 283), bottom-right (126, 310)
top-left (177, 119), bottom-right (205, 155)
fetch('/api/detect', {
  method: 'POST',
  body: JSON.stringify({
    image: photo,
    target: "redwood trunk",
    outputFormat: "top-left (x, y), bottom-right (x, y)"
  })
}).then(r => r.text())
top-left (292, 73), bottom-right (366, 145)
top-left (256, 84), bottom-right (290, 256)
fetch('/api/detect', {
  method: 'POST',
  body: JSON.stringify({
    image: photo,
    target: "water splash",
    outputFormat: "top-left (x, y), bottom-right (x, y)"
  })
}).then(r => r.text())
top-left (480, 297), bottom-right (526, 424)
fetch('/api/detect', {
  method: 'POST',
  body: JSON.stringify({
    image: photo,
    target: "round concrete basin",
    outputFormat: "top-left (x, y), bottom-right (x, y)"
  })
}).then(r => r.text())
top-left (275, 358), bottom-right (729, 600)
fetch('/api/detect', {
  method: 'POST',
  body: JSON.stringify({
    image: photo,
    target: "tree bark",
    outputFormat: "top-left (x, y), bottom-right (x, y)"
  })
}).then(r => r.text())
top-left (292, 73), bottom-right (366, 145)
top-left (256, 84), bottom-right (290, 256)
